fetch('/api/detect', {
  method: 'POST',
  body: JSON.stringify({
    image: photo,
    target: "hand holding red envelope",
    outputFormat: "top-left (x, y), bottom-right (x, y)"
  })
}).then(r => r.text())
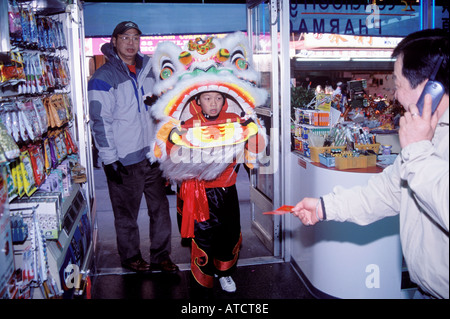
top-left (263, 205), bottom-right (294, 215)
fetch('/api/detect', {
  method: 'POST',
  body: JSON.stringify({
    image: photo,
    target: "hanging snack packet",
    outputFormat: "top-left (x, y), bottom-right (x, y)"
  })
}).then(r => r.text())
top-left (32, 98), bottom-right (48, 135)
top-left (5, 163), bottom-right (18, 201)
top-left (33, 54), bottom-right (46, 93)
top-left (0, 122), bottom-right (21, 164)
top-left (47, 94), bottom-right (67, 127)
top-left (10, 158), bottom-right (24, 198)
top-left (19, 150), bottom-right (37, 197)
top-left (17, 100), bottom-right (40, 142)
top-left (64, 127), bottom-right (78, 153)
top-left (57, 130), bottom-right (67, 159)
top-left (63, 93), bottom-right (73, 121)
top-left (28, 144), bottom-right (45, 187)
top-left (17, 101), bottom-right (30, 142)
top-left (10, 107), bottom-right (21, 143)
top-left (43, 137), bottom-right (52, 174)
top-left (0, 51), bottom-right (25, 84)
top-left (42, 96), bottom-right (55, 128)
top-left (24, 100), bottom-right (41, 140)
top-left (0, 101), bottom-right (16, 139)
top-left (40, 55), bottom-right (52, 88)
top-left (62, 127), bottom-right (72, 155)
top-left (20, 6), bottom-right (31, 44)
top-left (8, 0), bottom-right (23, 42)
top-left (51, 131), bottom-right (63, 164)
top-left (48, 136), bottom-right (58, 169)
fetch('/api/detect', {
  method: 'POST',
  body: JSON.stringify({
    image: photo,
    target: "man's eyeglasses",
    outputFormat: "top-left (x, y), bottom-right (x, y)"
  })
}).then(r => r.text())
top-left (118, 35), bottom-right (140, 42)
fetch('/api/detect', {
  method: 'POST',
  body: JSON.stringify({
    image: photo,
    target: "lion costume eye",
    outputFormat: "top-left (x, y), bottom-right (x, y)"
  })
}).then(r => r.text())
top-left (231, 50), bottom-right (248, 70)
top-left (160, 59), bottom-right (175, 80)
top-left (160, 67), bottom-right (173, 80)
top-left (234, 58), bottom-right (248, 70)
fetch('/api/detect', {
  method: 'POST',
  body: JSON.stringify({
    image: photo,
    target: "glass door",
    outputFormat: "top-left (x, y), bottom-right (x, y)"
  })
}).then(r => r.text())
top-left (247, 0), bottom-right (284, 258)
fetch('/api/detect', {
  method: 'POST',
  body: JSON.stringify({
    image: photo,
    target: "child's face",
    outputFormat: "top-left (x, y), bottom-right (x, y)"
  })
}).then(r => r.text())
top-left (198, 92), bottom-right (224, 117)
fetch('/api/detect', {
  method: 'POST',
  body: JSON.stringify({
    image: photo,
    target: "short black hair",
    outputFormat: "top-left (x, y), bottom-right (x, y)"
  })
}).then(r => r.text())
top-left (392, 28), bottom-right (449, 95)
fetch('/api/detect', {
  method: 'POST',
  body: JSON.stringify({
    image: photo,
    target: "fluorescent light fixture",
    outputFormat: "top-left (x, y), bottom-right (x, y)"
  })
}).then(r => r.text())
top-left (295, 57), bottom-right (351, 62)
top-left (351, 58), bottom-right (396, 62)
top-left (295, 57), bottom-right (395, 62)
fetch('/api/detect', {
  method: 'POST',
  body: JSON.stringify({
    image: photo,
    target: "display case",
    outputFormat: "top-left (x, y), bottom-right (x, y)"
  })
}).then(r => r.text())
top-left (0, 0), bottom-right (94, 299)
top-left (286, 152), bottom-right (406, 298)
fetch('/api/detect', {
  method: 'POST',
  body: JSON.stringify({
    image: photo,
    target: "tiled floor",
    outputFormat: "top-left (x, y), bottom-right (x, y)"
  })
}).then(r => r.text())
top-left (91, 262), bottom-right (314, 299)
top-left (89, 166), bottom-right (314, 300)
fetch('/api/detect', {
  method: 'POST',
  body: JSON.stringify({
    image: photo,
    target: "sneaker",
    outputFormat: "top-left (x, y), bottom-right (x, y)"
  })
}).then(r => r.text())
top-left (219, 276), bottom-right (236, 293)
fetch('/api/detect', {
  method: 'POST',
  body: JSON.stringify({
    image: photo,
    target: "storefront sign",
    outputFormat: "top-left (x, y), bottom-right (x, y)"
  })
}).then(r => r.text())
top-left (289, 1), bottom-right (449, 37)
top-left (85, 33), bottom-right (229, 56)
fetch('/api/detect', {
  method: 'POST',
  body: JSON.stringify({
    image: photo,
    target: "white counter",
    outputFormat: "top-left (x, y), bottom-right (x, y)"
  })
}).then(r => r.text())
top-left (286, 152), bottom-right (410, 299)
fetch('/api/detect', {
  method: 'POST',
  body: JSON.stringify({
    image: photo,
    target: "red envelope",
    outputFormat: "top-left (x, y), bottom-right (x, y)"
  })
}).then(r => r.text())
top-left (263, 205), bottom-right (294, 215)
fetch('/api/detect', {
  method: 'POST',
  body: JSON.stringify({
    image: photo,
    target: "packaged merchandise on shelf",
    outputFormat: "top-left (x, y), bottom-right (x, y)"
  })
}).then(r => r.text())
top-left (325, 123), bottom-right (377, 147)
top-left (8, 0), bottom-right (67, 50)
top-left (307, 123), bottom-right (379, 163)
top-left (291, 82), bottom-right (395, 167)
top-left (294, 108), bottom-right (330, 127)
top-left (334, 150), bottom-right (377, 170)
top-left (7, 205), bottom-right (61, 298)
top-left (2, 2), bottom-right (69, 97)
top-left (1, 92), bottom-right (82, 200)
top-left (0, 50), bottom-right (26, 87)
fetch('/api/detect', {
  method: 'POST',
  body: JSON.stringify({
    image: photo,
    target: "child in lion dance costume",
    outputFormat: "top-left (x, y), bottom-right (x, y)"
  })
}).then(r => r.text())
top-left (149, 32), bottom-right (268, 294)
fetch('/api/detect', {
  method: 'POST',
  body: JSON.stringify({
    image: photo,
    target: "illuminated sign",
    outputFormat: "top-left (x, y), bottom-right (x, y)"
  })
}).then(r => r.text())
top-left (85, 34), bottom-right (228, 56)
top-left (289, 1), bottom-right (449, 37)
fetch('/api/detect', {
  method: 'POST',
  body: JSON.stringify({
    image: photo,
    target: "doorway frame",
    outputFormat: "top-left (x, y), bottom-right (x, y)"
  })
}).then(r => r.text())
top-left (242, 0), bottom-right (291, 267)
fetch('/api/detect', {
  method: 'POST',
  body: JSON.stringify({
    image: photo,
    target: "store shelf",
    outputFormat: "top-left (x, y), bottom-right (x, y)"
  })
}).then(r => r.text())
top-left (1, 0), bottom-right (94, 299)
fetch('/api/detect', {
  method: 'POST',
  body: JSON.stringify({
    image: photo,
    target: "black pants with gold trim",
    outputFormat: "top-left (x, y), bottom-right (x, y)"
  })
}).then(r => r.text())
top-left (178, 184), bottom-right (242, 289)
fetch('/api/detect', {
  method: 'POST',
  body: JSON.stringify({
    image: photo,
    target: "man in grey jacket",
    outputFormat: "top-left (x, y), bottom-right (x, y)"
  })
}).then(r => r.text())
top-left (88, 21), bottom-right (178, 273)
top-left (292, 29), bottom-right (448, 299)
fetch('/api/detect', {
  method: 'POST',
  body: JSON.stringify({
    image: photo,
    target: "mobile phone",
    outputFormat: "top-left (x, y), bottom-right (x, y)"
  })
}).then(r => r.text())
top-left (416, 55), bottom-right (445, 116)
top-left (416, 80), bottom-right (445, 115)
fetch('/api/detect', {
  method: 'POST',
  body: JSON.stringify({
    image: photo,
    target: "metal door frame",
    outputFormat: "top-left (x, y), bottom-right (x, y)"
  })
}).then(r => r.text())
top-left (245, 0), bottom-right (290, 263)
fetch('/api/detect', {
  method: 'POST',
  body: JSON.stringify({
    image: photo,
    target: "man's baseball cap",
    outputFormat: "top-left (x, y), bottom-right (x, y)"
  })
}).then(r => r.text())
top-left (112, 21), bottom-right (142, 37)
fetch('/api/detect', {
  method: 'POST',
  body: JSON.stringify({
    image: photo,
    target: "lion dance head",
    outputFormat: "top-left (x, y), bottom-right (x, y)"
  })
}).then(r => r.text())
top-left (149, 31), bottom-right (268, 183)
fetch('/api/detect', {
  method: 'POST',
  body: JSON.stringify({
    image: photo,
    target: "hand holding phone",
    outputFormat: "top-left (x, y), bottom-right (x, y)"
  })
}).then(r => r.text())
top-left (400, 94), bottom-right (439, 149)
top-left (416, 56), bottom-right (445, 115)
top-left (416, 80), bottom-right (444, 115)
